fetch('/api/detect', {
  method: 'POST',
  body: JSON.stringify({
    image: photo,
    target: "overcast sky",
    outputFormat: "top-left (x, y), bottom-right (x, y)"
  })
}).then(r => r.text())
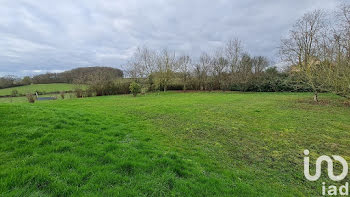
top-left (0, 0), bottom-right (341, 76)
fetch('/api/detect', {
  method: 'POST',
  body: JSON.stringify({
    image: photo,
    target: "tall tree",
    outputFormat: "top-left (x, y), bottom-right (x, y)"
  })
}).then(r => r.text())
top-left (238, 53), bottom-right (253, 82)
top-left (212, 49), bottom-right (229, 90)
top-left (225, 38), bottom-right (243, 74)
top-left (252, 56), bottom-right (269, 74)
top-left (177, 55), bottom-right (192, 91)
top-left (280, 10), bottom-right (326, 101)
top-left (127, 46), bottom-right (156, 79)
top-left (155, 49), bottom-right (177, 91)
top-left (196, 52), bottom-right (212, 90)
top-left (326, 3), bottom-right (350, 98)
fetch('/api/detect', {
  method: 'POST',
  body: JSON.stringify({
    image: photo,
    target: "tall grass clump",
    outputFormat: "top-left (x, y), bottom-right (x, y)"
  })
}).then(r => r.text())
top-left (26, 93), bottom-right (35, 103)
top-left (75, 88), bottom-right (83, 98)
top-left (60, 91), bottom-right (65, 99)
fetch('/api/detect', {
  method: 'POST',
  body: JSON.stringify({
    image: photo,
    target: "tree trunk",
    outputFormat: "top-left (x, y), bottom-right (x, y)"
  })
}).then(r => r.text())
top-left (313, 92), bottom-right (319, 102)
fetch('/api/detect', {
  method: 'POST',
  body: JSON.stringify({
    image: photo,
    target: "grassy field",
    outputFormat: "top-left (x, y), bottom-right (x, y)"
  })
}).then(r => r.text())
top-left (0, 83), bottom-right (85, 96)
top-left (0, 92), bottom-right (349, 196)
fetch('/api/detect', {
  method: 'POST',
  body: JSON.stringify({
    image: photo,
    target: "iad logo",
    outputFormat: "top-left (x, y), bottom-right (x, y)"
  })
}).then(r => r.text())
top-left (303, 149), bottom-right (348, 181)
top-left (304, 150), bottom-right (349, 196)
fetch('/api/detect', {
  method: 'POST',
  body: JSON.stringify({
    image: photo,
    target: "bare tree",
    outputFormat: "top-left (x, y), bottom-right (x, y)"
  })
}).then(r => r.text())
top-left (336, 3), bottom-right (350, 59)
top-left (155, 49), bottom-right (177, 91)
top-left (238, 53), bottom-right (253, 83)
top-left (252, 56), bottom-right (269, 74)
top-left (127, 46), bottom-right (156, 79)
top-left (225, 38), bottom-right (243, 74)
top-left (139, 46), bottom-right (157, 77)
top-left (280, 10), bottom-right (326, 66)
top-left (212, 48), bottom-right (229, 90)
top-left (177, 55), bottom-right (192, 91)
top-left (280, 10), bottom-right (327, 101)
top-left (197, 52), bottom-right (212, 90)
top-left (325, 3), bottom-right (350, 98)
top-left (127, 60), bottom-right (141, 79)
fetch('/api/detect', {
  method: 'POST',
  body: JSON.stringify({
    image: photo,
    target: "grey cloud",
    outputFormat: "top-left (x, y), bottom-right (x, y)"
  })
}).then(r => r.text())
top-left (0, 0), bottom-right (341, 76)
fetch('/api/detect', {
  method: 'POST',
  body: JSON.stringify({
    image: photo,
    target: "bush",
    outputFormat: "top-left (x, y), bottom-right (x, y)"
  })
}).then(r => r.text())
top-left (26, 93), bottom-right (35, 103)
top-left (166, 83), bottom-right (184, 91)
top-left (115, 80), bottom-right (131, 94)
top-left (11, 90), bottom-right (19, 97)
top-left (60, 91), bottom-right (65, 99)
top-left (75, 88), bottom-right (83, 98)
top-left (88, 80), bottom-right (118, 96)
top-left (76, 79), bottom-right (132, 98)
top-left (129, 81), bottom-right (141, 97)
top-left (84, 89), bottom-right (94, 97)
top-left (227, 68), bottom-right (313, 92)
top-left (141, 87), bottom-right (148, 95)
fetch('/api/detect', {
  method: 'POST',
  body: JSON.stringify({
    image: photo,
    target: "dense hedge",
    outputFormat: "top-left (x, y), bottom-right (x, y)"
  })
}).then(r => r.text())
top-left (162, 69), bottom-right (312, 92)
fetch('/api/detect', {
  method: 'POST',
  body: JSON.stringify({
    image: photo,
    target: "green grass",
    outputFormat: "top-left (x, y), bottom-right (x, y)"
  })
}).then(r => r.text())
top-left (0, 92), bottom-right (349, 196)
top-left (0, 83), bottom-right (85, 96)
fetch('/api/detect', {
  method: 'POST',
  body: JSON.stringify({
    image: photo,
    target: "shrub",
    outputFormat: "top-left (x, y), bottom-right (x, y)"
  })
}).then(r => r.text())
top-left (75, 88), bottom-right (83, 98)
top-left (88, 80), bottom-right (117, 96)
top-left (141, 87), bottom-right (148, 95)
top-left (26, 93), bottom-right (35, 103)
top-left (60, 91), bottom-right (65, 99)
top-left (115, 80), bottom-right (131, 94)
top-left (129, 81), bottom-right (141, 97)
top-left (85, 89), bottom-right (94, 97)
top-left (166, 83), bottom-right (184, 91)
top-left (11, 89), bottom-right (19, 97)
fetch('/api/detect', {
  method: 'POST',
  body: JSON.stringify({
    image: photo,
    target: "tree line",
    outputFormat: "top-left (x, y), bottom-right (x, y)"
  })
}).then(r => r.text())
top-left (126, 41), bottom-right (310, 94)
top-left (0, 75), bottom-right (30, 89)
top-left (0, 67), bottom-right (123, 89)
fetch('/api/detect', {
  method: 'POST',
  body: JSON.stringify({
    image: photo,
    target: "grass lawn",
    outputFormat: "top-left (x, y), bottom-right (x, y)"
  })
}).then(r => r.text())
top-left (0, 92), bottom-right (349, 196)
top-left (0, 83), bottom-right (85, 96)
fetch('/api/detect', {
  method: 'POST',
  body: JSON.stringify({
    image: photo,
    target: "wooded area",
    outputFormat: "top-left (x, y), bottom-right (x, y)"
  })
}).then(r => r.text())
top-left (0, 67), bottom-right (123, 89)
